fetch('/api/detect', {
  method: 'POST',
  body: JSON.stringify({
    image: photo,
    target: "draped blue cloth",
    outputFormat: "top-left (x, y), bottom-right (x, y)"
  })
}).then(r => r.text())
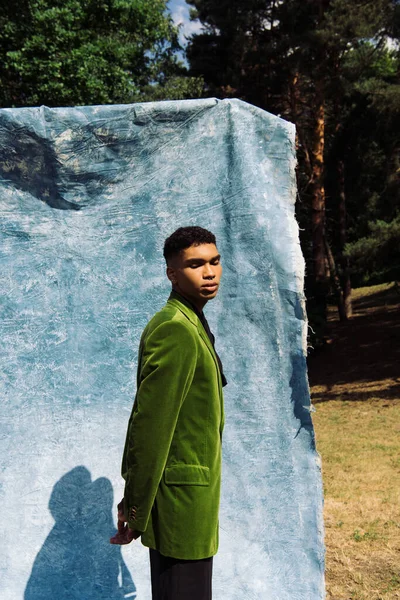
top-left (0, 98), bottom-right (325, 599)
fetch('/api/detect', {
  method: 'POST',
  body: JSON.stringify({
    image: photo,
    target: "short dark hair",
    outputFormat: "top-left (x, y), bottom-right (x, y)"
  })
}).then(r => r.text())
top-left (163, 226), bottom-right (217, 266)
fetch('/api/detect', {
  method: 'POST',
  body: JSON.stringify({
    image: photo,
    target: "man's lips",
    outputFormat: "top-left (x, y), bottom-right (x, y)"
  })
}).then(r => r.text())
top-left (202, 283), bottom-right (218, 289)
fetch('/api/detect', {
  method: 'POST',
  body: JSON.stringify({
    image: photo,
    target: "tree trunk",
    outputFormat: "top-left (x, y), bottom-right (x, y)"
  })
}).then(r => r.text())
top-left (325, 237), bottom-right (346, 321)
top-left (308, 75), bottom-right (329, 336)
top-left (289, 73), bottom-right (313, 180)
top-left (338, 159), bottom-right (353, 318)
top-left (308, 0), bottom-right (331, 329)
top-left (310, 78), bottom-right (327, 285)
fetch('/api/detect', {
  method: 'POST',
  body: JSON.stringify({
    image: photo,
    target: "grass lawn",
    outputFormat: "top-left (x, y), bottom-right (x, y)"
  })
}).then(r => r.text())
top-left (307, 282), bottom-right (400, 599)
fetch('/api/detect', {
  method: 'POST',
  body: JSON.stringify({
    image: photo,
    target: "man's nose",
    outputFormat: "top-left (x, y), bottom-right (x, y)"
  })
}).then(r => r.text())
top-left (203, 264), bottom-right (215, 278)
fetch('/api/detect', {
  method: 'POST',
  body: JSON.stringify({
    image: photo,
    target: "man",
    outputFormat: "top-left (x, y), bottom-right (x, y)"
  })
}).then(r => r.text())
top-left (110, 226), bottom-right (227, 600)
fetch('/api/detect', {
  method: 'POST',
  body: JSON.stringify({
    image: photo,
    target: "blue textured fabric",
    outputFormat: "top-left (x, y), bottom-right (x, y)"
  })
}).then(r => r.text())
top-left (0, 98), bottom-right (325, 599)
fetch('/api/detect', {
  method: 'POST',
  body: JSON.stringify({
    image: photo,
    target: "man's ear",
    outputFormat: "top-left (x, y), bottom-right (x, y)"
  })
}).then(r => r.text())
top-left (166, 266), bottom-right (176, 285)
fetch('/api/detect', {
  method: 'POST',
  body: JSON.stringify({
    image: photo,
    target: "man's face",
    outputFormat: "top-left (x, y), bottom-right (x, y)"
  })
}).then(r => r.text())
top-left (167, 243), bottom-right (222, 304)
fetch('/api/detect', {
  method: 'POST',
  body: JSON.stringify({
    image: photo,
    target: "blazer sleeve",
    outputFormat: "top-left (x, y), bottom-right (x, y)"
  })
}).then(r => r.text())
top-left (121, 318), bottom-right (198, 532)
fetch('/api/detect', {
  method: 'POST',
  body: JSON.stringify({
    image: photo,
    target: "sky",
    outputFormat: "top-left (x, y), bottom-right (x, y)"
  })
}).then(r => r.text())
top-left (167, 0), bottom-right (204, 49)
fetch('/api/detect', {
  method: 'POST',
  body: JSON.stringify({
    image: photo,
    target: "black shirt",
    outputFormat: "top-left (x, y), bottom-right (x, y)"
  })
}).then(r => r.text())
top-left (170, 289), bottom-right (228, 387)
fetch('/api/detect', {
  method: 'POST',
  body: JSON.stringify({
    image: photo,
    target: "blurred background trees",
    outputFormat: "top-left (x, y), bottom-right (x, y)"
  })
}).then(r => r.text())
top-left (1, 0), bottom-right (399, 349)
top-left (0, 0), bottom-right (201, 106)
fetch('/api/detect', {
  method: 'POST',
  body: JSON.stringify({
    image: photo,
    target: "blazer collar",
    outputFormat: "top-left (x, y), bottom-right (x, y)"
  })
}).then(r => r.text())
top-left (166, 289), bottom-right (201, 327)
top-left (166, 290), bottom-right (221, 391)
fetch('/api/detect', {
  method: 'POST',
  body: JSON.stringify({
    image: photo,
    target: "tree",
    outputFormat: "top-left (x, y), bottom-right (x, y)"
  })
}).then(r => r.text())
top-left (325, 42), bottom-right (400, 307)
top-left (138, 73), bottom-right (205, 102)
top-left (344, 216), bottom-right (400, 285)
top-left (0, 0), bottom-right (199, 107)
top-left (186, 0), bottom-right (399, 340)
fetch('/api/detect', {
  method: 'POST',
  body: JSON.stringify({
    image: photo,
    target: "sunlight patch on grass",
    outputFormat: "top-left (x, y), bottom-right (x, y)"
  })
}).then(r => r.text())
top-left (351, 281), bottom-right (397, 300)
top-left (313, 399), bottom-right (400, 599)
top-left (308, 281), bottom-right (400, 598)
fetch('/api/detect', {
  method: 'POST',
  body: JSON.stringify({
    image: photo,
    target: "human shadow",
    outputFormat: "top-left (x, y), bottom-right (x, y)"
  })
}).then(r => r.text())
top-left (24, 466), bottom-right (136, 599)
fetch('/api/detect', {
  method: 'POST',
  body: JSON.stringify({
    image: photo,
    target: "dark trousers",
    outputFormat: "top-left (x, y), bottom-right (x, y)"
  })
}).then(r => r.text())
top-left (149, 548), bottom-right (213, 600)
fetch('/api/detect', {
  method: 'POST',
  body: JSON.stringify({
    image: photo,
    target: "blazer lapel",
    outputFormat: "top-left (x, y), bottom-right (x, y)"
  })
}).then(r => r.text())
top-left (166, 291), bottom-right (222, 395)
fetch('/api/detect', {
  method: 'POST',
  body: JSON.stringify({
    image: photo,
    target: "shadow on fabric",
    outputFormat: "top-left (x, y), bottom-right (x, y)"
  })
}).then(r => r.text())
top-left (24, 466), bottom-right (136, 599)
top-left (288, 293), bottom-right (315, 443)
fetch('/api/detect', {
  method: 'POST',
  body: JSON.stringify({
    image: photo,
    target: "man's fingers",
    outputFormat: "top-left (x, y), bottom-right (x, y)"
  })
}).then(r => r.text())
top-left (110, 531), bottom-right (127, 544)
top-left (117, 519), bottom-right (126, 533)
top-left (126, 528), bottom-right (135, 542)
top-left (110, 533), bottom-right (124, 544)
top-left (117, 507), bottom-right (129, 522)
top-left (110, 530), bottom-right (134, 545)
top-left (111, 498), bottom-right (139, 546)
top-left (110, 527), bottom-right (140, 545)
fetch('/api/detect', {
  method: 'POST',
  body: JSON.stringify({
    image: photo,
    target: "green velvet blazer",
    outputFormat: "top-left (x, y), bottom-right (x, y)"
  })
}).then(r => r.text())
top-left (121, 289), bottom-right (225, 560)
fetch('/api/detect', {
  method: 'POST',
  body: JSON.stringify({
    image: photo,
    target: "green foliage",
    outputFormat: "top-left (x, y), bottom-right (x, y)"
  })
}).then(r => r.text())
top-left (186, 0), bottom-right (282, 108)
top-left (0, 0), bottom-right (192, 107)
top-left (340, 42), bottom-right (400, 113)
top-left (344, 216), bottom-right (400, 285)
top-left (138, 75), bottom-right (205, 102)
top-left (326, 43), bottom-right (400, 258)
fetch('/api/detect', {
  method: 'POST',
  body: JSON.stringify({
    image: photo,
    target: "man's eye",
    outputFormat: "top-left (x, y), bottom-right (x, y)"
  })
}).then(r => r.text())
top-left (189, 260), bottom-right (220, 268)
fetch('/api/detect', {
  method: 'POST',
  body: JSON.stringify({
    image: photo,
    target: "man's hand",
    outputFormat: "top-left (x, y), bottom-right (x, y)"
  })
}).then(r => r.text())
top-left (110, 498), bottom-right (142, 545)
